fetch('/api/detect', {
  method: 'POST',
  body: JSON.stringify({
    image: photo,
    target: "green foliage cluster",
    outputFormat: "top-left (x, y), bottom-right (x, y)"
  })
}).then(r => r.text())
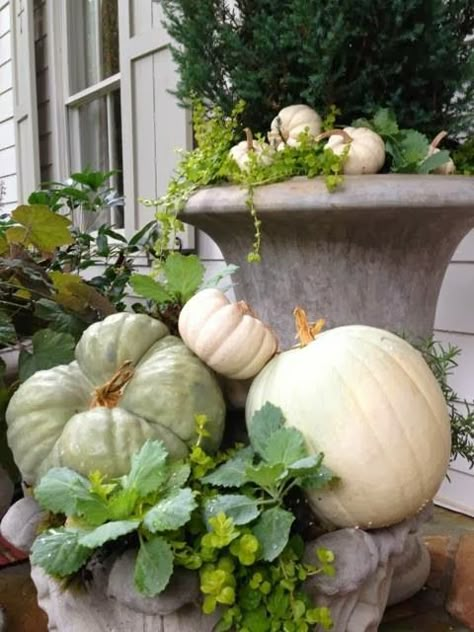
top-left (161, 0), bottom-right (473, 138)
top-left (418, 338), bottom-right (474, 468)
top-left (32, 404), bottom-right (337, 631)
top-left (146, 100), bottom-right (346, 263)
top-left (130, 251), bottom-right (237, 334)
top-left (353, 108), bottom-right (452, 173)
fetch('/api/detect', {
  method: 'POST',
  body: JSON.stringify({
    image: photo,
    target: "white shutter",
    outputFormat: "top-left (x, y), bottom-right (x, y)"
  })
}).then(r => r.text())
top-left (10, 0), bottom-right (40, 201)
top-left (118, 0), bottom-right (194, 248)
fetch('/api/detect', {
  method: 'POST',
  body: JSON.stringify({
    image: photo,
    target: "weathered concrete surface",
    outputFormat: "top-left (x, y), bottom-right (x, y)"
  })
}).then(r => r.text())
top-left (182, 175), bottom-right (474, 348)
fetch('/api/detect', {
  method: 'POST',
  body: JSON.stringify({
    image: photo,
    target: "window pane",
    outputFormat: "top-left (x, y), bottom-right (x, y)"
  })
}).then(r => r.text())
top-left (68, 0), bottom-right (119, 94)
top-left (69, 91), bottom-right (124, 230)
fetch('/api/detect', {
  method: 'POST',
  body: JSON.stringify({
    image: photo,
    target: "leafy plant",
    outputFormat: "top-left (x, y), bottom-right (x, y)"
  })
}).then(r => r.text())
top-left (417, 337), bottom-right (474, 468)
top-left (32, 405), bottom-right (337, 630)
top-left (352, 108), bottom-right (452, 173)
top-left (130, 251), bottom-right (238, 332)
top-left (161, 0), bottom-right (473, 138)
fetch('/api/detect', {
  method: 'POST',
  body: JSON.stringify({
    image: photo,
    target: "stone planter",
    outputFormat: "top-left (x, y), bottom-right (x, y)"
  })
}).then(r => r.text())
top-left (1, 498), bottom-right (432, 632)
top-left (182, 175), bottom-right (474, 347)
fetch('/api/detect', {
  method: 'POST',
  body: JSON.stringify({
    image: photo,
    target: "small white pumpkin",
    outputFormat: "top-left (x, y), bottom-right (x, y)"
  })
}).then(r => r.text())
top-left (319, 127), bottom-right (385, 175)
top-left (268, 104), bottom-right (322, 148)
top-left (427, 131), bottom-right (455, 175)
top-left (178, 288), bottom-right (278, 380)
top-left (246, 308), bottom-right (451, 529)
top-left (229, 128), bottom-right (273, 170)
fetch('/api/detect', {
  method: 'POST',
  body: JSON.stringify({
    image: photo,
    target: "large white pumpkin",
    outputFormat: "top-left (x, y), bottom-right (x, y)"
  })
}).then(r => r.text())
top-left (246, 324), bottom-right (451, 529)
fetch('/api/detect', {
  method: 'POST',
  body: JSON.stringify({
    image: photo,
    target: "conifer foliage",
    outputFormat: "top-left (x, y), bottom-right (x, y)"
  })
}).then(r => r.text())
top-left (161, 0), bottom-right (473, 136)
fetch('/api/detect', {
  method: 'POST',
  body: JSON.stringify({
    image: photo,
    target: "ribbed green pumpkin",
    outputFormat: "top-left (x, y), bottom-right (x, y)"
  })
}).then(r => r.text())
top-left (7, 313), bottom-right (226, 484)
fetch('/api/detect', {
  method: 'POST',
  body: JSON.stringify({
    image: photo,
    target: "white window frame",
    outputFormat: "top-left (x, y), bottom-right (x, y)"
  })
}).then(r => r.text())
top-left (46, 0), bottom-right (122, 227)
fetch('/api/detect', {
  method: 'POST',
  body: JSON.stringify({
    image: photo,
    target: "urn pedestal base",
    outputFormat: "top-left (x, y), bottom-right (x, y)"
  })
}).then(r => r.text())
top-left (2, 500), bottom-right (432, 632)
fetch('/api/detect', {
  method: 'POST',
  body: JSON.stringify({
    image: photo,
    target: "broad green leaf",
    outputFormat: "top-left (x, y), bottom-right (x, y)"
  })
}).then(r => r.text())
top-left (202, 454), bottom-right (252, 488)
top-left (34, 467), bottom-right (92, 516)
top-left (299, 465), bottom-right (339, 490)
top-left (0, 312), bottom-right (16, 346)
top-left (134, 536), bottom-right (173, 597)
top-left (288, 454), bottom-right (324, 475)
top-left (122, 440), bottom-right (169, 497)
top-left (128, 220), bottom-right (156, 246)
top-left (34, 299), bottom-right (87, 341)
top-left (78, 519), bottom-right (140, 548)
top-left (50, 271), bottom-right (116, 317)
top-left (204, 494), bottom-right (260, 526)
top-left (248, 402), bottom-right (285, 458)
top-left (71, 170), bottom-right (114, 190)
top-left (252, 507), bottom-right (294, 562)
top-left (18, 328), bottom-right (75, 382)
top-left (143, 488), bottom-right (197, 532)
top-left (372, 108), bottom-right (399, 136)
top-left (9, 205), bottom-right (73, 251)
top-left (395, 130), bottom-right (429, 168)
top-left (104, 488), bottom-right (139, 522)
top-left (245, 463), bottom-right (287, 488)
top-left (163, 462), bottom-right (191, 491)
top-left (261, 427), bottom-right (307, 466)
top-left (75, 495), bottom-right (111, 526)
top-left (201, 264), bottom-right (239, 289)
top-left (0, 234), bottom-right (8, 254)
top-left (418, 150), bottom-right (451, 174)
top-left (31, 529), bottom-right (92, 577)
top-left (163, 252), bottom-right (204, 302)
top-left (129, 274), bottom-right (173, 303)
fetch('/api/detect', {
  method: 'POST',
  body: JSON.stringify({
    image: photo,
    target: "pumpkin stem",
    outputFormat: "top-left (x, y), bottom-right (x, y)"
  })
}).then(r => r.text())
top-left (237, 300), bottom-right (256, 317)
top-left (90, 361), bottom-right (135, 409)
top-left (244, 128), bottom-right (255, 152)
top-left (316, 129), bottom-right (353, 144)
top-left (430, 130), bottom-right (448, 150)
top-left (294, 306), bottom-right (325, 347)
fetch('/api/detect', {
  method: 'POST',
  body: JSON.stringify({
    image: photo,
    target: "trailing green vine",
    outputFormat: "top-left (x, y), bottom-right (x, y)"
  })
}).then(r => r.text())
top-left (142, 101), bottom-right (347, 263)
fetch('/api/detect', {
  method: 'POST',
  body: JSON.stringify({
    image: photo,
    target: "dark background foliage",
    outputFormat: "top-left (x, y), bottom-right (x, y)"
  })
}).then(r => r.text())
top-left (161, 0), bottom-right (473, 138)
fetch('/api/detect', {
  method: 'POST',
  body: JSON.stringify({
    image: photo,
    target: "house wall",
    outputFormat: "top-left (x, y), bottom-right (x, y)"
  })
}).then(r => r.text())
top-left (434, 231), bottom-right (474, 515)
top-left (0, 0), bottom-right (16, 212)
top-left (9, 0), bottom-right (474, 512)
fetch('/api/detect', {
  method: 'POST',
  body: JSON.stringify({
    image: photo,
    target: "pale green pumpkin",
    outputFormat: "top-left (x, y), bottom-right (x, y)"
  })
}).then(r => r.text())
top-left (7, 313), bottom-right (226, 484)
top-left (246, 320), bottom-right (451, 529)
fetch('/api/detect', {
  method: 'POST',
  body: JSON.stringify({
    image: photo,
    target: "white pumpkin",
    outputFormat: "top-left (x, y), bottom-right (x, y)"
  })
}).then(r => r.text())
top-left (229, 128), bottom-right (273, 170)
top-left (246, 315), bottom-right (451, 529)
top-left (268, 104), bottom-right (322, 148)
top-left (6, 313), bottom-right (226, 484)
top-left (320, 127), bottom-right (385, 174)
top-left (179, 288), bottom-right (278, 380)
top-left (427, 131), bottom-right (455, 175)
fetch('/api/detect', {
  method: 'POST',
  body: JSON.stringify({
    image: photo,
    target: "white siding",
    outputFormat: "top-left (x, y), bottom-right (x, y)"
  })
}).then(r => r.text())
top-left (434, 229), bottom-right (474, 516)
top-left (0, 0), bottom-right (16, 212)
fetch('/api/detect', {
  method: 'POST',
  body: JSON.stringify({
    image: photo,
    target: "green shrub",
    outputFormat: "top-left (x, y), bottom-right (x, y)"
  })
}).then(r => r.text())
top-left (161, 0), bottom-right (473, 137)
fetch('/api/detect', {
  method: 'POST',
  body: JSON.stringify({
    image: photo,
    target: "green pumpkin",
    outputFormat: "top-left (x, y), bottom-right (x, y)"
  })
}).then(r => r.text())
top-left (6, 313), bottom-right (226, 484)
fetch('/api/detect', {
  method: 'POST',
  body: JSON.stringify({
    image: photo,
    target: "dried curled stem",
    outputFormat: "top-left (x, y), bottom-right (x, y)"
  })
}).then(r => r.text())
top-left (430, 130), bottom-right (448, 150)
top-left (90, 361), bottom-right (135, 409)
top-left (293, 306), bottom-right (325, 347)
top-left (316, 129), bottom-right (353, 144)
